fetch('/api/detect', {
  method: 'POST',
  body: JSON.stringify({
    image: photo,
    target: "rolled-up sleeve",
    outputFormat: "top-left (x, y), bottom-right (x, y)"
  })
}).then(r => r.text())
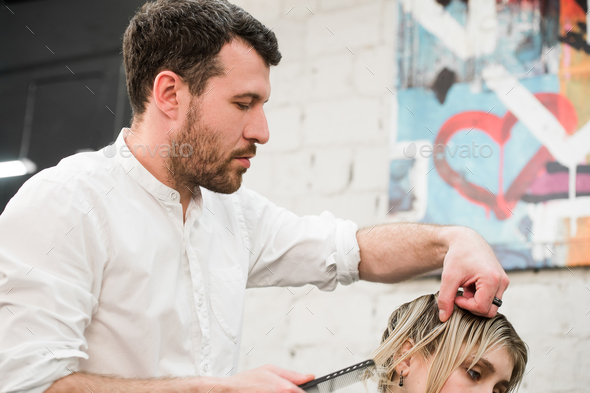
top-left (0, 175), bottom-right (106, 392)
top-left (236, 187), bottom-right (361, 290)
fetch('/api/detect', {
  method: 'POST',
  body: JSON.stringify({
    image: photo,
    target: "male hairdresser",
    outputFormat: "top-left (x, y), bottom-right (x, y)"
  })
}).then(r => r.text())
top-left (0, 1), bottom-right (508, 392)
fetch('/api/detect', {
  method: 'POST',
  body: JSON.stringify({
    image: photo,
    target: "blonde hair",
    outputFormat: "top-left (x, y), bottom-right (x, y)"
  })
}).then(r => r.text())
top-left (370, 293), bottom-right (527, 393)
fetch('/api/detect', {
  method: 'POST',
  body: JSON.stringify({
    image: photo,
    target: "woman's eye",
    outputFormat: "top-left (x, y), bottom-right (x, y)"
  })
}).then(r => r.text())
top-left (467, 369), bottom-right (481, 381)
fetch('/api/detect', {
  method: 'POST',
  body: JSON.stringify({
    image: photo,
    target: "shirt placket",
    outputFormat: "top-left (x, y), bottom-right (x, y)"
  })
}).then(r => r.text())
top-left (182, 199), bottom-right (212, 376)
top-left (185, 241), bottom-right (211, 376)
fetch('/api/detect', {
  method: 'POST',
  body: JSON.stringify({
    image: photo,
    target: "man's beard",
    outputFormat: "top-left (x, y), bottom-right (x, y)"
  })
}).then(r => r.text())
top-left (165, 103), bottom-right (256, 194)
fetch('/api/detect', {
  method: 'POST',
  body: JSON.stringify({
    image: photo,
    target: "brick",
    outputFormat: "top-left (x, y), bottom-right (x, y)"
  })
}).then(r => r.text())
top-left (350, 146), bottom-right (389, 192)
top-left (308, 52), bottom-right (355, 101)
top-left (282, 1), bottom-right (319, 20)
top-left (306, 147), bottom-right (353, 195)
top-left (239, 0), bottom-right (281, 23)
top-left (293, 192), bottom-right (383, 227)
top-left (270, 62), bottom-right (313, 107)
top-left (301, 97), bottom-right (383, 147)
top-left (272, 19), bottom-right (306, 61)
top-left (381, 0), bottom-right (397, 45)
top-left (352, 46), bottom-right (393, 97)
top-left (269, 151), bottom-right (313, 198)
top-left (230, 0), bottom-right (248, 8)
top-left (319, 0), bottom-right (357, 12)
top-left (265, 105), bottom-right (302, 153)
top-left (305, 3), bottom-right (381, 57)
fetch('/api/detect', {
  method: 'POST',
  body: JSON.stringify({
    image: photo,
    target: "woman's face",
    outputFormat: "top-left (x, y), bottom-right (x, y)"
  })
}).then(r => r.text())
top-left (439, 347), bottom-right (514, 393)
top-left (401, 346), bottom-right (514, 393)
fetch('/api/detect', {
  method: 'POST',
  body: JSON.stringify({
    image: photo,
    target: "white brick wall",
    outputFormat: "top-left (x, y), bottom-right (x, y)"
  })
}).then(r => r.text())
top-left (233, 0), bottom-right (589, 391)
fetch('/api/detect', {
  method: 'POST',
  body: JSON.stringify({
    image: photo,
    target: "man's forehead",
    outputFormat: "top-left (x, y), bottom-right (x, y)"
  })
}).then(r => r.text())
top-left (215, 41), bottom-right (271, 101)
top-left (217, 39), bottom-right (267, 67)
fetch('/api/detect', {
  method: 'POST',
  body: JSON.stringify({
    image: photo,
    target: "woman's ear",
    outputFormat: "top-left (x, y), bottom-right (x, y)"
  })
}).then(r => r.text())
top-left (396, 339), bottom-right (415, 377)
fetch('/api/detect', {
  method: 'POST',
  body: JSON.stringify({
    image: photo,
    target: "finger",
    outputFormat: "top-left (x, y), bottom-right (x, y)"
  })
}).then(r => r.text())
top-left (478, 270), bottom-right (508, 317)
top-left (486, 273), bottom-right (509, 317)
top-left (497, 271), bottom-right (510, 298)
top-left (438, 270), bottom-right (464, 322)
top-left (267, 365), bottom-right (315, 386)
top-left (454, 278), bottom-right (498, 317)
top-left (460, 283), bottom-right (476, 299)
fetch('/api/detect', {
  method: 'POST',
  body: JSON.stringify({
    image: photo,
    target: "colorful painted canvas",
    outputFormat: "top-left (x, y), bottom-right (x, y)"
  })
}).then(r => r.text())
top-left (389, 0), bottom-right (590, 269)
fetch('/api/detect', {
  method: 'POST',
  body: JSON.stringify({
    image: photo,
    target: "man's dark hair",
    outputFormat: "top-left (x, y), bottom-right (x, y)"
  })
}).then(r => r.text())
top-left (123, 0), bottom-right (281, 121)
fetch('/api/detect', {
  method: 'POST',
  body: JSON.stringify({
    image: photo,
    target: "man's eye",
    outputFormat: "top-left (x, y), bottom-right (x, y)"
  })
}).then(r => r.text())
top-left (236, 103), bottom-right (250, 110)
top-left (467, 369), bottom-right (481, 381)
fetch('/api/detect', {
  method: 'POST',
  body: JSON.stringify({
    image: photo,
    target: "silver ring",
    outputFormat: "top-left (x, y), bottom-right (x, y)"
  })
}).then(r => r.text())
top-left (492, 297), bottom-right (502, 307)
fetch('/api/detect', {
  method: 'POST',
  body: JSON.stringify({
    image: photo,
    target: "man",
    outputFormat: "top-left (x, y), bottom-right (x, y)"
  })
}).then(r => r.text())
top-left (0, 1), bottom-right (508, 392)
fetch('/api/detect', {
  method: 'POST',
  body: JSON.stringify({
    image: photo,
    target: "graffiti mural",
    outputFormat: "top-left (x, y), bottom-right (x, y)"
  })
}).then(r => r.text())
top-left (389, 0), bottom-right (590, 269)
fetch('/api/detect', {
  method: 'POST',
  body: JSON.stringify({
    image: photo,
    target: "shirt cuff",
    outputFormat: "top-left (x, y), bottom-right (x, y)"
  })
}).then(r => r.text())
top-left (326, 213), bottom-right (361, 286)
top-left (2, 350), bottom-right (86, 393)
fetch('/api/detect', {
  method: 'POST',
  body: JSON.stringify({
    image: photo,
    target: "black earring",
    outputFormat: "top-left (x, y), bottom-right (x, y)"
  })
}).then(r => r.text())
top-left (399, 371), bottom-right (404, 387)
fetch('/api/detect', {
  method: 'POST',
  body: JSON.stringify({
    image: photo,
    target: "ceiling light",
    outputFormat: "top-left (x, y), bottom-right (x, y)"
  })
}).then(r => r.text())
top-left (0, 158), bottom-right (37, 179)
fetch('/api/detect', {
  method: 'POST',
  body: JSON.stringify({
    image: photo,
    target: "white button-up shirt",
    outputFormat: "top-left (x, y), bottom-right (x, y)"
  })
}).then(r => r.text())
top-left (0, 129), bottom-right (361, 393)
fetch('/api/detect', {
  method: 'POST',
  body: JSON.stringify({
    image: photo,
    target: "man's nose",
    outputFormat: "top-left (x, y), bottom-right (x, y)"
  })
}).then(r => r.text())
top-left (243, 106), bottom-right (270, 145)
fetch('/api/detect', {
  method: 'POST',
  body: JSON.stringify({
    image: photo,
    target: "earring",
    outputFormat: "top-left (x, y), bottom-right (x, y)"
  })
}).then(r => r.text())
top-left (399, 371), bottom-right (404, 387)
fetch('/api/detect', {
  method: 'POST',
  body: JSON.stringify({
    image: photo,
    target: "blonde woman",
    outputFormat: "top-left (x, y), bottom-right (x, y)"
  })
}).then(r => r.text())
top-left (370, 293), bottom-right (527, 393)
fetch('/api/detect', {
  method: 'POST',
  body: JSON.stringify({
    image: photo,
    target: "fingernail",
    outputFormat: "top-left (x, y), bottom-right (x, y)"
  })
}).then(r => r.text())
top-left (439, 309), bottom-right (446, 321)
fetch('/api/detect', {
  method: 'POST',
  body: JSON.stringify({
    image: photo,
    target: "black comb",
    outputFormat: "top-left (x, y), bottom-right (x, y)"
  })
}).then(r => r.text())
top-left (298, 359), bottom-right (375, 393)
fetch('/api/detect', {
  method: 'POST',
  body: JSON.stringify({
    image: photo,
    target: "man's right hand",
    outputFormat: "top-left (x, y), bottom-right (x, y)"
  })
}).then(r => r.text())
top-left (213, 365), bottom-right (315, 393)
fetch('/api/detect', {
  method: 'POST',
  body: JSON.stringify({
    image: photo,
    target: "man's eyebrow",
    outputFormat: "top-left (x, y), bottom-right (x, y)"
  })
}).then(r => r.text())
top-left (232, 92), bottom-right (269, 103)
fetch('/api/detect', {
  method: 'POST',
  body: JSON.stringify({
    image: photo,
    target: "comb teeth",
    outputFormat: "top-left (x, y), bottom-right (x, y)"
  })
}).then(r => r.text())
top-left (315, 360), bottom-right (374, 393)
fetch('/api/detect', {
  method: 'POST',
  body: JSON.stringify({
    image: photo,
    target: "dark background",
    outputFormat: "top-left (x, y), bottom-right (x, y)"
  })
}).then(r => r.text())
top-left (0, 0), bottom-right (146, 213)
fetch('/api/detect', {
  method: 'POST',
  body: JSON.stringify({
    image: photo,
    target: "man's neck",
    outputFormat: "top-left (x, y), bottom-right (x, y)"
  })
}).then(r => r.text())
top-left (123, 127), bottom-right (193, 222)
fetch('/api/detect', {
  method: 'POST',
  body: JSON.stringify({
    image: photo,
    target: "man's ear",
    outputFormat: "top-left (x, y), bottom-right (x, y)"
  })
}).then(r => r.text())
top-left (151, 71), bottom-right (190, 121)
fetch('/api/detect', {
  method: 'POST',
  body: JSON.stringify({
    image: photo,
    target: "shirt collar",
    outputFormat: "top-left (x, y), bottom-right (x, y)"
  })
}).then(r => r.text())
top-left (111, 127), bottom-right (203, 206)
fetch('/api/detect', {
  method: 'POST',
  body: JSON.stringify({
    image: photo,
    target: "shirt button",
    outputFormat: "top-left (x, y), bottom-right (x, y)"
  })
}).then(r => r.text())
top-left (170, 192), bottom-right (178, 201)
top-left (198, 297), bottom-right (204, 306)
top-left (202, 364), bottom-right (209, 372)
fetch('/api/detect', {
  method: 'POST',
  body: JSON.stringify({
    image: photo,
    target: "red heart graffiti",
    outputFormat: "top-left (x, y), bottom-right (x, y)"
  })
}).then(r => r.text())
top-left (434, 93), bottom-right (578, 220)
